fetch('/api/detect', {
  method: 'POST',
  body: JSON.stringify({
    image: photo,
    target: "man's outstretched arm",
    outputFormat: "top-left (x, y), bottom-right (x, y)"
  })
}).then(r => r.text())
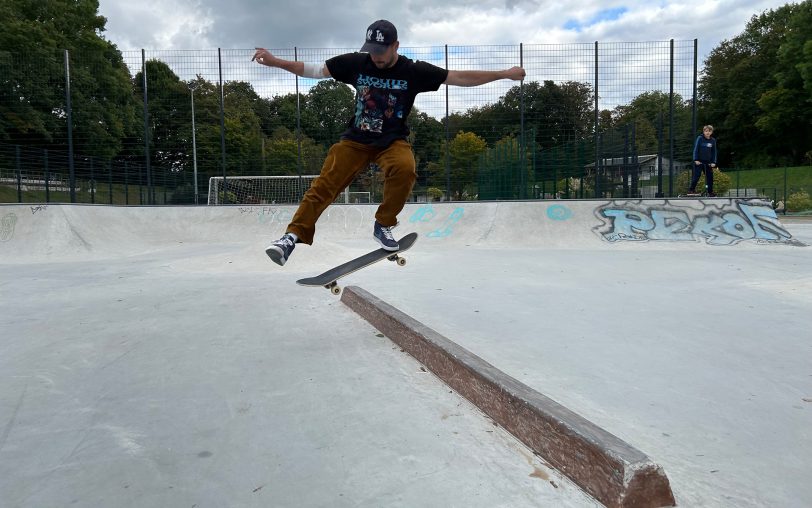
top-left (444, 67), bottom-right (525, 87)
top-left (252, 48), bottom-right (331, 78)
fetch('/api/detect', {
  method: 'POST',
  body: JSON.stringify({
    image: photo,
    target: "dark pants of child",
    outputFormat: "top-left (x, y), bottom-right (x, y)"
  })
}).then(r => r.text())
top-left (689, 162), bottom-right (714, 194)
top-left (286, 139), bottom-right (416, 245)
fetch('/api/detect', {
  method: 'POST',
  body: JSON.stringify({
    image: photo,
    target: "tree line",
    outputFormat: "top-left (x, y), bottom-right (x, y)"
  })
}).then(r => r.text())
top-left (1, 0), bottom-right (809, 201)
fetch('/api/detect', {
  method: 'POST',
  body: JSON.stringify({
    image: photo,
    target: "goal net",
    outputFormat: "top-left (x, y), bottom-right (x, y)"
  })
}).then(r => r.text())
top-left (207, 175), bottom-right (318, 205)
top-left (207, 175), bottom-right (372, 205)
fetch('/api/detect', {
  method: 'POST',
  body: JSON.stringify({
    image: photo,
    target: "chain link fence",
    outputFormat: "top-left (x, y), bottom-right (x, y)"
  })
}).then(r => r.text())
top-left (1, 41), bottom-right (757, 206)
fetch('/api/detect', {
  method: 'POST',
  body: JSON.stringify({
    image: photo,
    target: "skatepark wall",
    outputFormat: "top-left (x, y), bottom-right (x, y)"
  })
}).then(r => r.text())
top-left (0, 198), bottom-right (805, 264)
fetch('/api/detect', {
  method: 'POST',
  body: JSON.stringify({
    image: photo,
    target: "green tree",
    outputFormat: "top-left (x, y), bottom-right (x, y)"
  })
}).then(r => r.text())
top-left (501, 80), bottom-right (594, 150)
top-left (303, 80), bottom-right (354, 147)
top-left (264, 93), bottom-right (309, 140)
top-left (755, 0), bottom-right (812, 164)
top-left (408, 109), bottom-right (445, 188)
top-left (0, 0), bottom-right (137, 160)
top-left (611, 91), bottom-right (693, 156)
top-left (430, 131), bottom-right (487, 199)
top-left (264, 127), bottom-right (324, 175)
top-left (700, 1), bottom-right (812, 167)
top-left (478, 135), bottom-right (533, 199)
top-left (132, 60), bottom-right (190, 172)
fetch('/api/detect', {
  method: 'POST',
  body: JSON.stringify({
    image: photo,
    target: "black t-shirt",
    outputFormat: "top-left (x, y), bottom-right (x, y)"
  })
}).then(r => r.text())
top-left (326, 53), bottom-right (448, 147)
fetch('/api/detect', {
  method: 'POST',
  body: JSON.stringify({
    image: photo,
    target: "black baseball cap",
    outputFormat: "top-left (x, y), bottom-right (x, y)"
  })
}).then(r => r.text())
top-left (360, 20), bottom-right (397, 55)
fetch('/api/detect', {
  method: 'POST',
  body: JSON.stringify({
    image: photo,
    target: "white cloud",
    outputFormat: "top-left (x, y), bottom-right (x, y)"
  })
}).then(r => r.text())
top-left (97, 0), bottom-right (790, 65)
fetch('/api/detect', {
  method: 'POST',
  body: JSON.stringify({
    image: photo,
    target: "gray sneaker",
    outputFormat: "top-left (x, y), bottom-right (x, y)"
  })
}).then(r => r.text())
top-left (373, 221), bottom-right (399, 251)
top-left (266, 233), bottom-right (296, 266)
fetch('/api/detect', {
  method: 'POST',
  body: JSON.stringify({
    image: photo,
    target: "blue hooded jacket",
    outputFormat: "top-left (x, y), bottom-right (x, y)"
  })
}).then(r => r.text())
top-left (693, 135), bottom-right (717, 164)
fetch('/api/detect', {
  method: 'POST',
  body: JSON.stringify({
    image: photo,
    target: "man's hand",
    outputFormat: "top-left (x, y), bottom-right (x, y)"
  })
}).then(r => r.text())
top-left (252, 48), bottom-right (304, 76)
top-left (505, 66), bottom-right (526, 81)
top-left (252, 48), bottom-right (274, 65)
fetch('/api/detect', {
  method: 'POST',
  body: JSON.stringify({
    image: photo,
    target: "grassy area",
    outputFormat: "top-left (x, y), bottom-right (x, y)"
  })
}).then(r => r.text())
top-left (0, 181), bottom-right (178, 205)
top-left (725, 166), bottom-right (812, 195)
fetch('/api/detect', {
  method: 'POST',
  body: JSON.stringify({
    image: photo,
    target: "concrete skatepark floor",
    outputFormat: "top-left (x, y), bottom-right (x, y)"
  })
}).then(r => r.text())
top-left (1, 201), bottom-right (810, 507)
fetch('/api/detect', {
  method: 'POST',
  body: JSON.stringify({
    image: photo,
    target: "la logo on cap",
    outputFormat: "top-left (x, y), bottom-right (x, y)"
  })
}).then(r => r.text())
top-left (367, 29), bottom-right (387, 43)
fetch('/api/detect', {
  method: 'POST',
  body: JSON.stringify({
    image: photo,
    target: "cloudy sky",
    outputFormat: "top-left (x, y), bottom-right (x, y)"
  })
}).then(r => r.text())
top-left (96, 0), bottom-right (793, 64)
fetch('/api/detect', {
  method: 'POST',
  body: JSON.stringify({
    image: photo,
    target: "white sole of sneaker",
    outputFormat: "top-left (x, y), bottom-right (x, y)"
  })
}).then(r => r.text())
top-left (374, 236), bottom-right (399, 252)
top-left (265, 245), bottom-right (287, 266)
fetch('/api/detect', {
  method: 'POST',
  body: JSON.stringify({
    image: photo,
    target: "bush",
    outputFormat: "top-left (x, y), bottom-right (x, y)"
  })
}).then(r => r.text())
top-left (427, 187), bottom-right (444, 201)
top-left (786, 190), bottom-right (812, 213)
top-left (675, 167), bottom-right (731, 195)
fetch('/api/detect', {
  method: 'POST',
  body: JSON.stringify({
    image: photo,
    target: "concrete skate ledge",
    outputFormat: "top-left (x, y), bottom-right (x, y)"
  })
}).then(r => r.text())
top-left (341, 285), bottom-right (676, 508)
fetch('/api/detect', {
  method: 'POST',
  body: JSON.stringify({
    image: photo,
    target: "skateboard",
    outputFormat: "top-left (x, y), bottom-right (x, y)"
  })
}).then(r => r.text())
top-left (296, 233), bottom-right (418, 295)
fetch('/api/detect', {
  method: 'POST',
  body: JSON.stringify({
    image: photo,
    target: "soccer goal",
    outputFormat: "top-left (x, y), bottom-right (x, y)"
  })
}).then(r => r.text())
top-left (207, 175), bottom-right (373, 205)
top-left (207, 175), bottom-right (319, 205)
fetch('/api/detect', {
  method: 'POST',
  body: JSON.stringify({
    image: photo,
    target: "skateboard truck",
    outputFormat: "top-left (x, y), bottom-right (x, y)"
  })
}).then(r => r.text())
top-left (321, 253), bottom-right (408, 295)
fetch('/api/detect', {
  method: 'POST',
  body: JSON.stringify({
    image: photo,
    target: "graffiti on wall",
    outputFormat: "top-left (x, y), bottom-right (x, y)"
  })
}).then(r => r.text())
top-left (547, 204), bottom-right (573, 221)
top-left (410, 205), bottom-right (464, 238)
top-left (1, 213), bottom-right (17, 242)
top-left (593, 200), bottom-right (802, 246)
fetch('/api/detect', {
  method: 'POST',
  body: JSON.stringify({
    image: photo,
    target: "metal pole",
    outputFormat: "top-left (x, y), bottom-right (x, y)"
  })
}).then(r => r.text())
top-left (692, 39), bottom-right (698, 142)
top-left (218, 48), bottom-right (228, 204)
top-left (190, 84), bottom-right (199, 204)
top-left (295, 47), bottom-right (303, 178)
top-left (141, 49), bottom-right (152, 204)
top-left (64, 50), bottom-right (76, 203)
top-left (668, 39), bottom-right (675, 197)
top-left (594, 41), bottom-right (599, 198)
top-left (89, 158), bottom-right (94, 204)
top-left (43, 150), bottom-right (51, 203)
top-left (657, 110), bottom-right (664, 197)
top-left (444, 45), bottom-right (450, 201)
top-left (15, 145), bottom-right (22, 203)
top-left (519, 43), bottom-right (525, 199)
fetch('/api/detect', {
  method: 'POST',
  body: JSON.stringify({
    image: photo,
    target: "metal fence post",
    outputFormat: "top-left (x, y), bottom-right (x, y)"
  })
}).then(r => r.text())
top-left (692, 39), bottom-right (698, 143)
top-left (519, 42), bottom-right (525, 199)
top-left (594, 41), bottom-right (599, 198)
top-left (295, 47), bottom-right (303, 179)
top-left (218, 48), bottom-right (228, 204)
top-left (141, 49), bottom-right (152, 205)
top-left (64, 49), bottom-right (76, 203)
top-left (108, 161), bottom-right (113, 204)
top-left (668, 39), bottom-right (675, 197)
top-left (657, 110), bottom-right (664, 197)
top-left (44, 149), bottom-right (50, 203)
top-left (444, 44), bottom-right (450, 201)
top-left (15, 145), bottom-right (22, 203)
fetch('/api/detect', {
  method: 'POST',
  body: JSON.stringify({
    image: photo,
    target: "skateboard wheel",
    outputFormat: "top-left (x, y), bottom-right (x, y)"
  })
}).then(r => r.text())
top-left (396, 257), bottom-right (407, 266)
top-left (331, 285), bottom-right (341, 295)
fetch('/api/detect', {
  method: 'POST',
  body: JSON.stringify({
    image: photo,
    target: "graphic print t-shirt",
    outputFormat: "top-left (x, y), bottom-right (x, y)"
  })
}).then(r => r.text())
top-left (326, 53), bottom-right (448, 147)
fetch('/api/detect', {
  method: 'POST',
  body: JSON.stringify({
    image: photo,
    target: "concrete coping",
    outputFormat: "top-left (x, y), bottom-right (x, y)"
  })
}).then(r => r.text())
top-left (341, 285), bottom-right (676, 508)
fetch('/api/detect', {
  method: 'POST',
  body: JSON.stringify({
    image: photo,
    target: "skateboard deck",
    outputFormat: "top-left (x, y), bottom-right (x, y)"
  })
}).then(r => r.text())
top-left (296, 233), bottom-right (418, 295)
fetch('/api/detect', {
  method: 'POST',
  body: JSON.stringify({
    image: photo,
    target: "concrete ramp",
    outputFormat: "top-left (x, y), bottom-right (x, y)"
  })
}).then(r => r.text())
top-left (0, 198), bottom-right (803, 264)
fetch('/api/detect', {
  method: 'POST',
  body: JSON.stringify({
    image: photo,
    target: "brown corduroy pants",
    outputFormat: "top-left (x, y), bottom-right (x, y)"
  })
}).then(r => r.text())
top-left (286, 139), bottom-right (416, 245)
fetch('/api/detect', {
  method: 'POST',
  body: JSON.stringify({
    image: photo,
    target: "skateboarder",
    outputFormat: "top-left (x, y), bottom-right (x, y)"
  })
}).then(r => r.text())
top-left (254, 19), bottom-right (525, 266)
top-left (689, 125), bottom-right (718, 197)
